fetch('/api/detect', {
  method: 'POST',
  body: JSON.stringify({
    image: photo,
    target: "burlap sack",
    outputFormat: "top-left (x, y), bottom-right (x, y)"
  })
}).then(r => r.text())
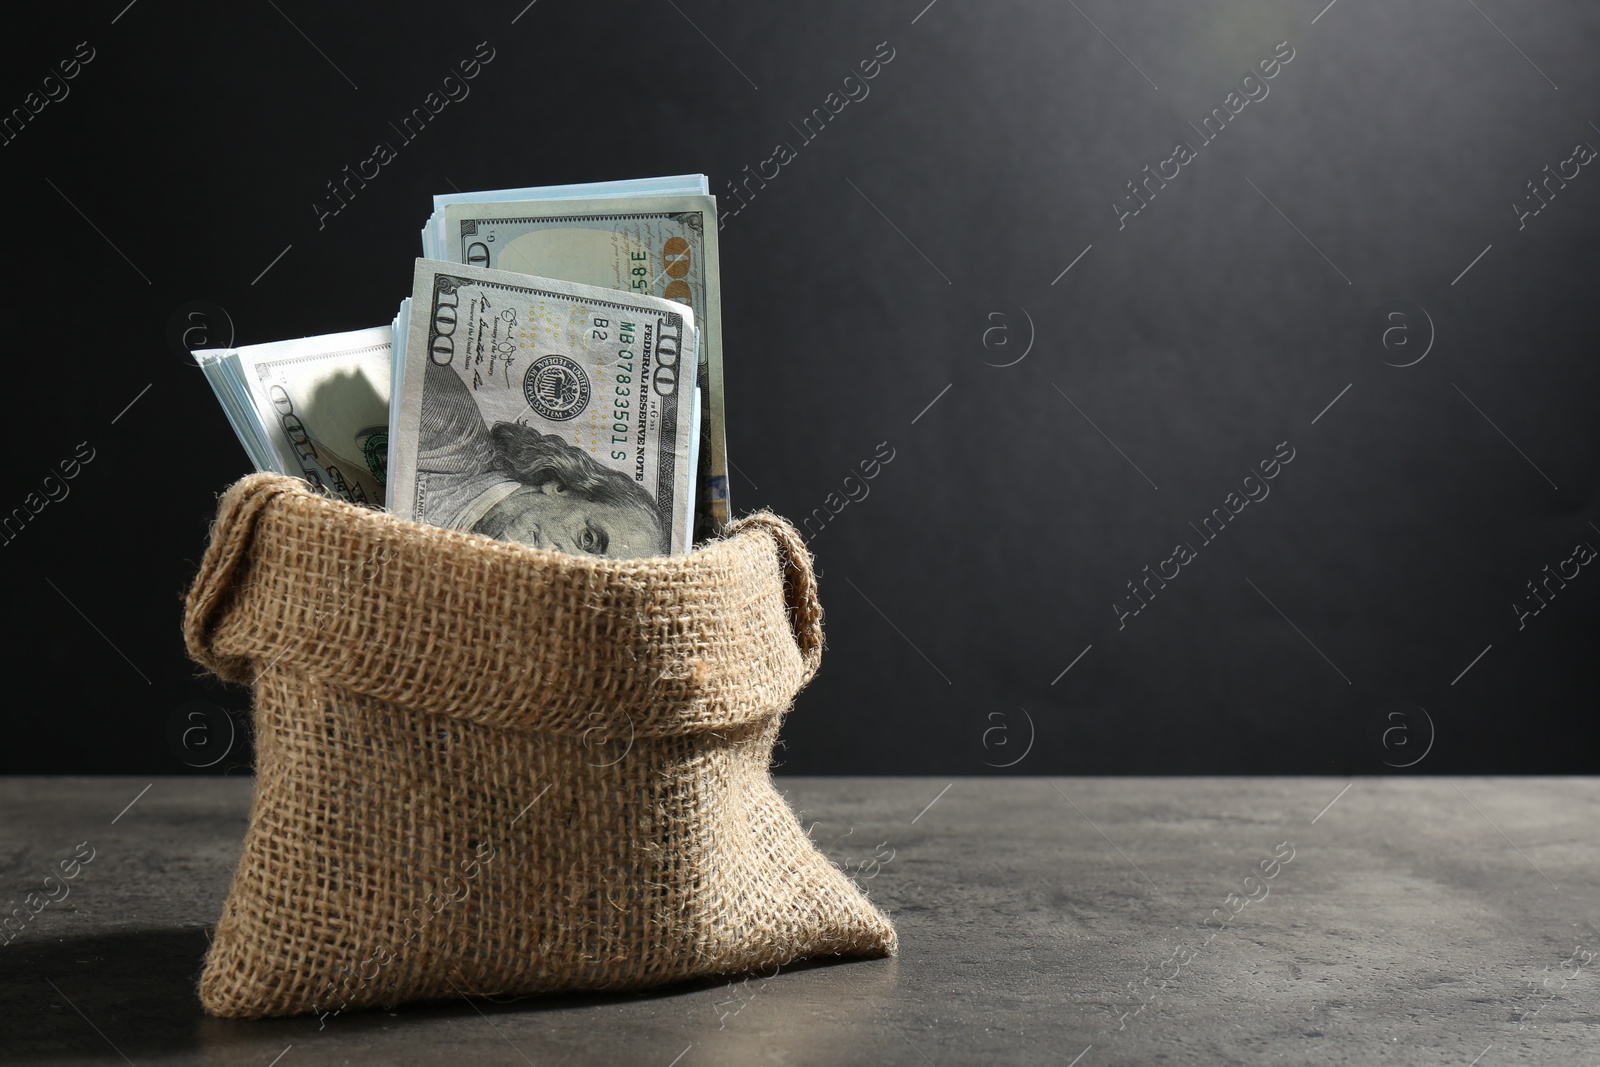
top-left (183, 473), bottom-right (895, 1020)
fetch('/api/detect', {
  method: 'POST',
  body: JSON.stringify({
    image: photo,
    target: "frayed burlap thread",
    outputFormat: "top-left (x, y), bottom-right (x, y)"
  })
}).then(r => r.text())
top-left (183, 473), bottom-right (895, 1019)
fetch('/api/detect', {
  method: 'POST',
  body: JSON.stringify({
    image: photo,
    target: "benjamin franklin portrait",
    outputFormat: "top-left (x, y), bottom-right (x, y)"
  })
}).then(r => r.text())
top-left (414, 359), bottom-right (667, 559)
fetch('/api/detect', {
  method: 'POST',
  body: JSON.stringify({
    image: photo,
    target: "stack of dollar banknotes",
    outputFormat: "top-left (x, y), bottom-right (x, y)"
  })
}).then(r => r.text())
top-left (197, 174), bottom-right (729, 558)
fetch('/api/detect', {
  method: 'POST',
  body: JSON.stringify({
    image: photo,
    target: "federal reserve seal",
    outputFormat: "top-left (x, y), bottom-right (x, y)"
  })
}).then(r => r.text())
top-left (522, 354), bottom-right (590, 421)
top-left (356, 425), bottom-right (387, 482)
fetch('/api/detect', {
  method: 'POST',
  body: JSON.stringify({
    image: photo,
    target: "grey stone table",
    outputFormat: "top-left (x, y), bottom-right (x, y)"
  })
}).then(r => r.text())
top-left (1, 777), bottom-right (1595, 1066)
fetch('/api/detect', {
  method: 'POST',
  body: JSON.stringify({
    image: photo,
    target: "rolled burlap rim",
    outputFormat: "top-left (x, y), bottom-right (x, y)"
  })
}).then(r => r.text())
top-left (185, 473), bottom-right (826, 739)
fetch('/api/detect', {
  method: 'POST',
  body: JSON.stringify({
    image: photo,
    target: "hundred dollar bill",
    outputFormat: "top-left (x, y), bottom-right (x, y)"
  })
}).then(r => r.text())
top-left (390, 260), bottom-right (698, 558)
top-left (195, 326), bottom-right (392, 506)
top-left (419, 174), bottom-right (711, 256)
top-left (434, 194), bottom-right (729, 539)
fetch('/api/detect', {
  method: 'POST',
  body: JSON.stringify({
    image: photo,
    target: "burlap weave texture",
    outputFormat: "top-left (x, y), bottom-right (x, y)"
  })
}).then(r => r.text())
top-left (183, 473), bottom-right (895, 1019)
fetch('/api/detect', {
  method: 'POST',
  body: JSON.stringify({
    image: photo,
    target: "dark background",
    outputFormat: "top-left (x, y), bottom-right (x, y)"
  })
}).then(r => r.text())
top-left (2, 0), bottom-right (1595, 776)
